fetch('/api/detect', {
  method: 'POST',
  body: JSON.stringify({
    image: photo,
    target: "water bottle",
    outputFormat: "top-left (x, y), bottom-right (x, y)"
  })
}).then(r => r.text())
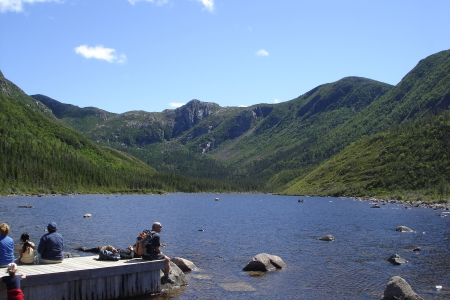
top-left (34, 255), bottom-right (40, 264)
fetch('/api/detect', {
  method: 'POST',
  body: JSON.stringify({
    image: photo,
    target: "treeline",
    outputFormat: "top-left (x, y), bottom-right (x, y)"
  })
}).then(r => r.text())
top-left (0, 92), bottom-right (262, 195)
top-left (284, 111), bottom-right (450, 201)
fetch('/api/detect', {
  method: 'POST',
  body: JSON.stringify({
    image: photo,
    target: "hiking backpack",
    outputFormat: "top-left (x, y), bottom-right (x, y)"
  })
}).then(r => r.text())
top-left (135, 229), bottom-right (155, 256)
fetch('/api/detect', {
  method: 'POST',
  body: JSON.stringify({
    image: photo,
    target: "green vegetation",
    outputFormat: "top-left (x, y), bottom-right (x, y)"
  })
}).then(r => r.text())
top-left (283, 112), bottom-right (450, 202)
top-left (0, 92), bottom-right (166, 195)
top-left (2, 49), bottom-right (449, 200)
top-left (0, 87), bottom-right (259, 195)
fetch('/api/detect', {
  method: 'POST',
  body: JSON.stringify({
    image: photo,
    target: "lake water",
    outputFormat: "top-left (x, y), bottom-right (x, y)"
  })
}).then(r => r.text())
top-left (1, 193), bottom-right (449, 299)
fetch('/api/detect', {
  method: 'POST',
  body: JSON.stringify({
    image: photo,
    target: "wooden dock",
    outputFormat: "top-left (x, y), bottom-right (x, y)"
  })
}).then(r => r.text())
top-left (0, 256), bottom-right (165, 300)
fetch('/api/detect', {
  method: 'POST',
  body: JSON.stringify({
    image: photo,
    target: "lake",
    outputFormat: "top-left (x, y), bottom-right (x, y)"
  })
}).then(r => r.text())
top-left (1, 193), bottom-right (449, 299)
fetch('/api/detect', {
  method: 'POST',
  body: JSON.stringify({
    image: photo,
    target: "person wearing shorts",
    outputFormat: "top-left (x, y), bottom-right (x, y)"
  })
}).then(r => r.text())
top-left (142, 222), bottom-right (174, 284)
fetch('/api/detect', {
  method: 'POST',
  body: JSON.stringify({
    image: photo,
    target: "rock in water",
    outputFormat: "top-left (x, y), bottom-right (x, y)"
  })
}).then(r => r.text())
top-left (388, 254), bottom-right (408, 265)
top-left (396, 226), bottom-right (413, 232)
top-left (160, 261), bottom-right (188, 289)
top-left (243, 253), bottom-right (287, 272)
top-left (318, 235), bottom-right (335, 241)
top-left (380, 276), bottom-right (423, 300)
top-left (172, 257), bottom-right (196, 272)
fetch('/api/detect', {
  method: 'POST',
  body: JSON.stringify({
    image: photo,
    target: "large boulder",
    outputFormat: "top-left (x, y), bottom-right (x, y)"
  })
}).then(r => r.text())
top-left (318, 235), bottom-right (335, 241)
top-left (380, 276), bottom-right (423, 300)
top-left (160, 261), bottom-right (188, 289)
top-left (388, 254), bottom-right (408, 265)
top-left (242, 253), bottom-right (287, 272)
top-left (396, 226), bottom-right (413, 232)
top-left (172, 257), bottom-right (196, 272)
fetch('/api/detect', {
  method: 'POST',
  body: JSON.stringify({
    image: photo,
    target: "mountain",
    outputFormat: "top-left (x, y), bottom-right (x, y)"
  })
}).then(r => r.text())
top-left (31, 76), bottom-right (393, 190)
top-left (0, 71), bottom-right (164, 195)
top-left (0, 71), bottom-right (57, 120)
top-left (21, 49), bottom-right (450, 200)
top-left (284, 111), bottom-right (450, 200)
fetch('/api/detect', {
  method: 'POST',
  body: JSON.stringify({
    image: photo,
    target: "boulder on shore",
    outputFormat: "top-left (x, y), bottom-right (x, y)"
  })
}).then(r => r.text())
top-left (160, 261), bottom-right (188, 289)
top-left (380, 276), bottom-right (423, 300)
top-left (396, 226), bottom-right (413, 232)
top-left (243, 253), bottom-right (287, 272)
top-left (388, 254), bottom-right (408, 265)
top-left (318, 235), bottom-right (335, 241)
top-left (172, 257), bottom-right (196, 272)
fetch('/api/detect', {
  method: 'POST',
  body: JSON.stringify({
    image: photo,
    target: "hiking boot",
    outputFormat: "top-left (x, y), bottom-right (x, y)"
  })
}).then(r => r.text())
top-left (161, 276), bottom-right (175, 284)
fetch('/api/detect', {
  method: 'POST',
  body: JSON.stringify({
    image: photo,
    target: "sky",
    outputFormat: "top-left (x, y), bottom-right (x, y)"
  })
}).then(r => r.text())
top-left (1, 0), bottom-right (450, 114)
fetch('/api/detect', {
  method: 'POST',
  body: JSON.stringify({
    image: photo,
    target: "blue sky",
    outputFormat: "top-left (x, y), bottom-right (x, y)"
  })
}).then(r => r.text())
top-left (1, 0), bottom-right (449, 114)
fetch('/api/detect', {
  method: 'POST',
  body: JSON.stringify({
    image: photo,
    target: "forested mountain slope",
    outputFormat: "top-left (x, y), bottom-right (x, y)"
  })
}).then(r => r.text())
top-left (31, 77), bottom-right (393, 191)
top-left (0, 71), bottom-right (164, 195)
top-left (282, 50), bottom-right (450, 197)
top-left (17, 49), bottom-right (450, 199)
top-left (284, 112), bottom-right (450, 201)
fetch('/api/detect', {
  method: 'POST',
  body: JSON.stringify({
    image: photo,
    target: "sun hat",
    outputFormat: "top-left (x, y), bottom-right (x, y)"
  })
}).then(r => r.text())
top-left (47, 222), bottom-right (57, 230)
top-left (7, 263), bottom-right (17, 273)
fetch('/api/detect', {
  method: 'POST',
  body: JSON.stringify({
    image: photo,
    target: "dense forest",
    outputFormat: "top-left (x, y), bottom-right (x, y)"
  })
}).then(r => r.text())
top-left (284, 111), bottom-right (450, 201)
top-left (1, 50), bottom-right (449, 200)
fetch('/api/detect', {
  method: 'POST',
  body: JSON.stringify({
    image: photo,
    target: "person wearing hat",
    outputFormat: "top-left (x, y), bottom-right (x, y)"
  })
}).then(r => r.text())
top-left (1, 262), bottom-right (26, 300)
top-left (0, 223), bottom-right (15, 268)
top-left (37, 222), bottom-right (64, 264)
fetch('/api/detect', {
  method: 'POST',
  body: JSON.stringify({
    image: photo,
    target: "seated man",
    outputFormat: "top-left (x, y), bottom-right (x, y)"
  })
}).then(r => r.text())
top-left (142, 222), bottom-right (174, 284)
top-left (37, 222), bottom-right (64, 264)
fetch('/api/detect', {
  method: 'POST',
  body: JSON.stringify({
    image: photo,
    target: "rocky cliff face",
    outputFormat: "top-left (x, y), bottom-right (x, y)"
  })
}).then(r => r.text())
top-left (172, 99), bottom-right (219, 137)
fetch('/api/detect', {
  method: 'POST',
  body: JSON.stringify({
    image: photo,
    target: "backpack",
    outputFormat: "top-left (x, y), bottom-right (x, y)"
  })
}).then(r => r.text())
top-left (135, 229), bottom-right (155, 256)
top-left (98, 249), bottom-right (120, 261)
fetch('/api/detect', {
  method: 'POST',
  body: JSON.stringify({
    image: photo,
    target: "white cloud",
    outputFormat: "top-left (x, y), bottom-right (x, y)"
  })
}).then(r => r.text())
top-left (127, 0), bottom-right (168, 6)
top-left (274, 98), bottom-right (280, 103)
top-left (170, 102), bottom-right (185, 108)
top-left (0, 0), bottom-right (62, 13)
top-left (238, 104), bottom-right (248, 107)
top-left (74, 45), bottom-right (127, 64)
top-left (256, 49), bottom-right (269, 57)
top-left (197, 0), bottom-right (214, 12)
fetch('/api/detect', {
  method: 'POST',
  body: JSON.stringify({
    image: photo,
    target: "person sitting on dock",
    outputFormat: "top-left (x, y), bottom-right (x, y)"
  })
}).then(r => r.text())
top-left (75, 245), bottom-right (141, 259)
top-left (37, 222), bottom-right (64, 264)
top-left (17, 233), bottom-right (35, 265)
top-left (142, 222), bottom-right (174, 284)
top-left (0, 223), bottom-right (14, 268)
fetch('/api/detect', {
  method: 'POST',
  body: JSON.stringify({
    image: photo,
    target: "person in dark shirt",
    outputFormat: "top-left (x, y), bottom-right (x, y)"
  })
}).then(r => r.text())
top-left (142, 222), bottom-right (174, 284)
top-left (37, 222), bottom-right (64, 264)
top-left (1, 263), bottom-right (26, 300)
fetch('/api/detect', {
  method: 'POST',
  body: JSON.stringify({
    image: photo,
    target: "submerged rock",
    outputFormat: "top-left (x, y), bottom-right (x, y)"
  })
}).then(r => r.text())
top-left (243, 253), bottom-right (287, 272)
top-left (396, 226), bottom-right (413, 232)
top-left (388, 254), bottom-right (408, 265)
top-left (380, 276), bottom-right (423, 300)
top-left (318, 235), bottom-right (335, 241)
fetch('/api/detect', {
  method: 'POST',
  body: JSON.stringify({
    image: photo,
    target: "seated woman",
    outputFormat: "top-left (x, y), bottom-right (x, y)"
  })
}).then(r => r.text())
top-left (0, 223), bottom-right (14, 267)
top-left (17, 233), bottom-right (35, 264)
top-left (75, 245), bottom-right (140, 259)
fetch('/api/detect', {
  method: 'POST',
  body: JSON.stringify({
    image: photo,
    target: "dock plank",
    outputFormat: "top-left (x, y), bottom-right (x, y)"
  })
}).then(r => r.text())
top-left (0, 257), bottom-right (165, 300)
